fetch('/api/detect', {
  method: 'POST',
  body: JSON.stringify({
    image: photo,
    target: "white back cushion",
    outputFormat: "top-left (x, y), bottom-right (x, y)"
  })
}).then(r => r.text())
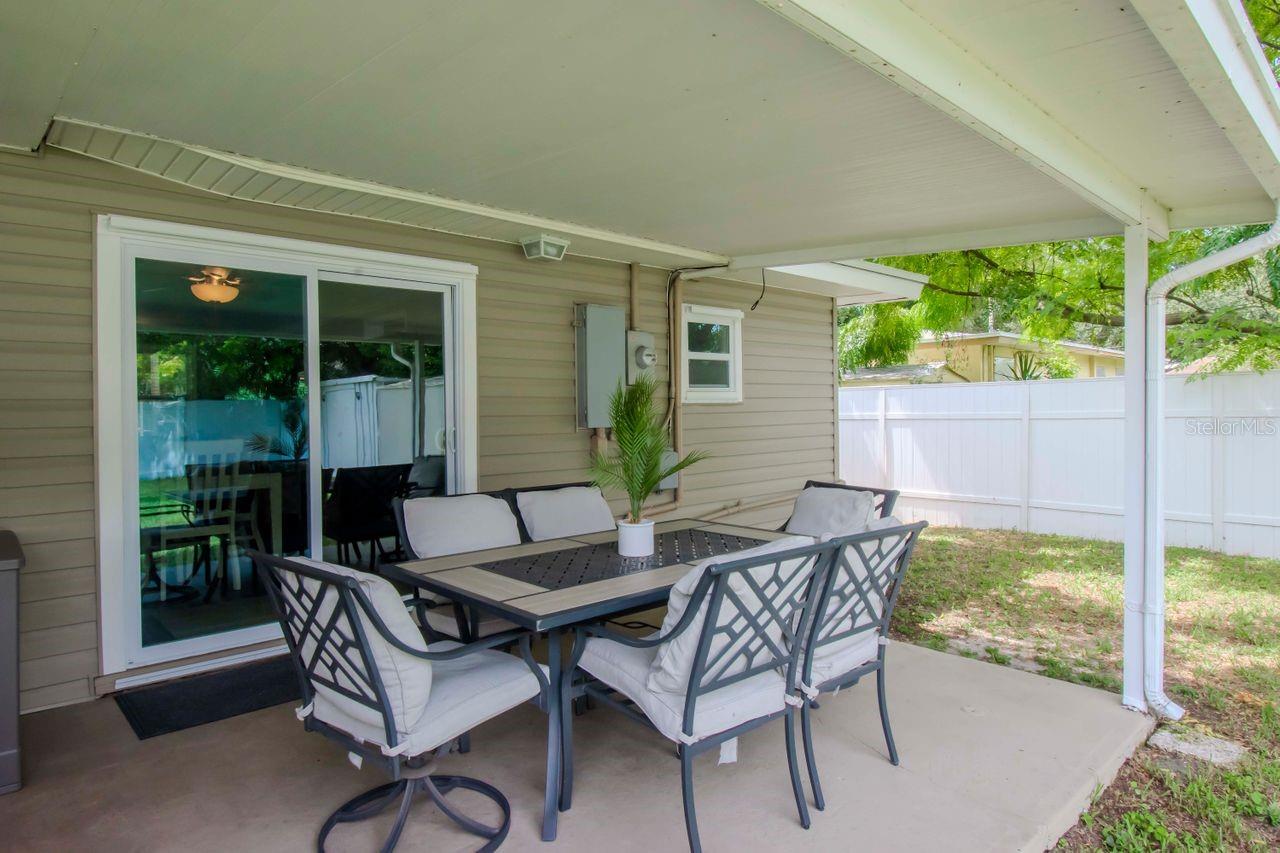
top-left (288, 558), bottom-right (433, 746)
top-left (647, 535), bottom-right (815, 695)
top-left (401, 494), bottom-right (522, 558)
top-left (785, 486), bottom-right (876, 537)
top-left (516, 486), bottom-right (616, 541)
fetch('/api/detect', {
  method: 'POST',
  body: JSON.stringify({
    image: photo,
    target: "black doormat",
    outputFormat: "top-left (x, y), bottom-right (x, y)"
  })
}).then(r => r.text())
top-left (114, 655), bottom-right (301, 739)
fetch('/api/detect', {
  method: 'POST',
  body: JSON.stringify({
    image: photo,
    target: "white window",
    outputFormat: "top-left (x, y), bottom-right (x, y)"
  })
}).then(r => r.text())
top-left (682, 304), bottom-right (743, 403)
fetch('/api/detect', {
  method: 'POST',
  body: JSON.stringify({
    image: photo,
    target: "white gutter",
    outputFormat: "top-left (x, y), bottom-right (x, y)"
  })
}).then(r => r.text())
top-left (1142, 200), bottom-right (1280, 719)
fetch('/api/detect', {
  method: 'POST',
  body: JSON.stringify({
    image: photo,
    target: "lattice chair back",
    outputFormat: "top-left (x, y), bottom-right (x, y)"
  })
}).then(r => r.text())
top-left (251, 552), bottom-right (433, 756)
top-left (802, 520), bottom-right (927, 692)
top-left (185, 439), bottom-right (246, 523)
top-left (671, 540), bottom-right (833, 736)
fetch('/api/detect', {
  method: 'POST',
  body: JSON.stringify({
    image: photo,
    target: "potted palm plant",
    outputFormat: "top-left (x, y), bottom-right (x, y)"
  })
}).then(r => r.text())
top-left (590, 374), bottom-right (708, 558)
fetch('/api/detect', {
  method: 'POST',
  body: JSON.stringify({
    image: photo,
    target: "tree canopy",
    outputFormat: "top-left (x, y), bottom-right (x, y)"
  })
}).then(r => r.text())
top-left (841, 4), bottom-right (1280, 377)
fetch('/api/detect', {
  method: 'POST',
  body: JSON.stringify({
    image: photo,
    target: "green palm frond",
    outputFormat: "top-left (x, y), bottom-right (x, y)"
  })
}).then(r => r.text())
top-left (588, 374), bottom-right (708, 523)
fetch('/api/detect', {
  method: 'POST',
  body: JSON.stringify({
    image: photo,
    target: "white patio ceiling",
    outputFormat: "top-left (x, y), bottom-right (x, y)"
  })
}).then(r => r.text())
top-left (3, 0), bottom-right (1278, 272)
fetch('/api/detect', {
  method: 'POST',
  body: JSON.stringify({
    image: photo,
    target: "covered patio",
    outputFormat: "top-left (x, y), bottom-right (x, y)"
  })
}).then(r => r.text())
top-left (3, 0), bottom-right (1280, 850)
top-left (4, 643), bottom-right (1149, 852)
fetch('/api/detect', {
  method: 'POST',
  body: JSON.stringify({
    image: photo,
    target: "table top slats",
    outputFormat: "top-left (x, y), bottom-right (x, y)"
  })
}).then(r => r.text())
top-left (426, 566), bottom-right (548, 601)
top-left (395, 538), bottom-right (580, 575)
top-left (505, 561), bottom-right (697, 616)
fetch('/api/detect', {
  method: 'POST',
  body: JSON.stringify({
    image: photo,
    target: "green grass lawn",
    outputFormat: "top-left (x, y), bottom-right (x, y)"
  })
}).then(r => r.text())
top-left (895, 527), bottom-right (1280, 851)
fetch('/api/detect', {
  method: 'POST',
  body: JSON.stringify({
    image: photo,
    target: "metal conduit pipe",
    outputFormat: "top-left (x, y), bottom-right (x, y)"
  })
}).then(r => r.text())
top-left (1141, 202), bottom-right (1280, 719)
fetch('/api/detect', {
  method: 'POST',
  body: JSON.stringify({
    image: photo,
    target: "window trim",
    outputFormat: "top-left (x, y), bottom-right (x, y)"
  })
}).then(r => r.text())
top-left (681, 303), bottom-right (743, 404)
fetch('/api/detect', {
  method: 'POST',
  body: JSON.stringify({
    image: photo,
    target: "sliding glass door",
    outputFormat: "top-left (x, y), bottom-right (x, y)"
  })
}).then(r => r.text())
top-left (115, 238), bottom-right (463, 669)
top-left (316, 273), bottom-right (453, 568)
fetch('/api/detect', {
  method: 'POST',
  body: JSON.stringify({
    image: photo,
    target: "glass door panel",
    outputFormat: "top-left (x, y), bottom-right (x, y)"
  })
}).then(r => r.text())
top-left (317, 276), bottom-right (452, 568)
top-left (134, 258), bottom-right (309, 648)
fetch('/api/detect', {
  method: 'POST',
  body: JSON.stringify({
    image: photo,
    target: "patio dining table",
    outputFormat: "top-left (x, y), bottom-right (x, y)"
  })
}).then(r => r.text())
top-left (382, 516), bottom-right (790, 842)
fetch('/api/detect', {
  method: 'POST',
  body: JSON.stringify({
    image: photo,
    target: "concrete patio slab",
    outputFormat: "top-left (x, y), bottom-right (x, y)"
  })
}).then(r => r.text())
top-left (0, 643), bottom-right (1151, 852)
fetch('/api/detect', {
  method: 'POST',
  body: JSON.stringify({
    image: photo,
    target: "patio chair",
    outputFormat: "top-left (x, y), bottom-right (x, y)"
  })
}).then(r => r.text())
top-left (564, 536), bottom-right (830, 853)
top-left (250, 550), bottom-right (549, 853)
top-left (392, 493), bottom-right (524, 641)
top-left (513, 484), bottom-right (616, 541)
top-left (780, 481), bottom-right (899, 536)
top-left (323, 463), bottom-right (412, 570)
top-left (797, 518), bottom-right (927, 811)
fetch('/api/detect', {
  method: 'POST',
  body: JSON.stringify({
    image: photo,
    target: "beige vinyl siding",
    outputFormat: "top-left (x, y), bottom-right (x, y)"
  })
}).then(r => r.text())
top-left (0, 147), bottom-right (836, 712)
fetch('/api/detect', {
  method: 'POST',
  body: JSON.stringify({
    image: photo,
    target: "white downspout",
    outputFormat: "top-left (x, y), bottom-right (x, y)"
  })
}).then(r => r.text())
top-left (1141, 202), bottom-right (1280, 719)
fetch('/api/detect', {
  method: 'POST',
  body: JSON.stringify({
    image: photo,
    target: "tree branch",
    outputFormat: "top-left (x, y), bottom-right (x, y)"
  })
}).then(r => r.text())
top-left (922, 281), bottom-right (985, 299)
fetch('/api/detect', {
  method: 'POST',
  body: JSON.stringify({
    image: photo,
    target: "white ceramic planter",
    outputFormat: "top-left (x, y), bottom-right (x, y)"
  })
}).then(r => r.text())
top-left (617, 519), bottom-right (656, 558)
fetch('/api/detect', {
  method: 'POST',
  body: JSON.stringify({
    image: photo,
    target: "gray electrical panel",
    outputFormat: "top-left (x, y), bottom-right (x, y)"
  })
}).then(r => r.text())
top-left (575, 303), bottom-right (626, 428)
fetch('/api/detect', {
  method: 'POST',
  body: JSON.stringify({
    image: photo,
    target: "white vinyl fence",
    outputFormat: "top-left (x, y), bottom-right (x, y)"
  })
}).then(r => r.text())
top-left (839, 372), bottom-right (1280, 558)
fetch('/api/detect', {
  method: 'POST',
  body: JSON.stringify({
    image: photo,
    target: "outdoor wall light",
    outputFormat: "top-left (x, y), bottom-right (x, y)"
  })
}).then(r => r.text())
top-left (519, 233), bottom-right (570, 261)
top-left (188, 266), bottom-right (241, 303)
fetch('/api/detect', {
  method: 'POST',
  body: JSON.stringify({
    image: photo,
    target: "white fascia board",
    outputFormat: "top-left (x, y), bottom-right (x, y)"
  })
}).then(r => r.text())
top-left (754, 0), bottom-right (1171, 240)
top-left (46, 118), bottom-right (729, 270)
top-left (723, 215), bottom-right (1122, 269)
top-left (693, 259), bottom-right (925, 304)
top-left (1132, 0), bottom-right (1280, 201)
top-left (1170, 198), bottom-right (1279, 229)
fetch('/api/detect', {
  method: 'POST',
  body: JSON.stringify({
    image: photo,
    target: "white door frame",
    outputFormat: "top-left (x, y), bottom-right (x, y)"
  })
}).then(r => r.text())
top-left (94, 214), bottom-right (478, 675)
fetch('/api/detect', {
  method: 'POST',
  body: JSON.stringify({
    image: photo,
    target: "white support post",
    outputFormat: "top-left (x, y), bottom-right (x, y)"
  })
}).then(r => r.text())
top-left (1122, 224), bottom-right (1149, 711)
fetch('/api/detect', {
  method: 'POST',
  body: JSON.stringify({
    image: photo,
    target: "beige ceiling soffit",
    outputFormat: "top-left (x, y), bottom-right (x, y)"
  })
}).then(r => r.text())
top-left (1131, 0), bottom-right (1280, 200)
top-left (45, 119), bottom-right (728, 269)
top-left (755, 0), bottom-right (1171, 240)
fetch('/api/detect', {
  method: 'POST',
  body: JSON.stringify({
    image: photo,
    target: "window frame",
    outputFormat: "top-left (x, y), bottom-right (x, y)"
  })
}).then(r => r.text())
top-left (681, 303), bottom-right (743, 404)
top-left (94, 214), bottom-right (478, 675)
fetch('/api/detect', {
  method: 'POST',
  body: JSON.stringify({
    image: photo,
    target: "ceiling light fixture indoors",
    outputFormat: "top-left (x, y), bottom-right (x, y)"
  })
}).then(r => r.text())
top-left (188, 266), bottom-right (241, 303)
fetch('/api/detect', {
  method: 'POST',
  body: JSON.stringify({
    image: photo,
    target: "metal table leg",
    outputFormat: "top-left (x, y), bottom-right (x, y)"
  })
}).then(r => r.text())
top-left (541, 627), bottom-right (563, 842)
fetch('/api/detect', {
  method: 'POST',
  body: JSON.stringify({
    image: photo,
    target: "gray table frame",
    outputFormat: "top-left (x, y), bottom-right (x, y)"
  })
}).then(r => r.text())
top-left (381, 517), bottom-right (790, 842)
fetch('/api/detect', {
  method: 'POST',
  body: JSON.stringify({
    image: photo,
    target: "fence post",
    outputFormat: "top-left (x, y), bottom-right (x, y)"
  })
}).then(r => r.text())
top-left (878, 388), bottom-right (891, 485)
top-left (1210, 376), bottom-right (1226, 550)
top-left (1019, 383), bottom-right (1032, 531)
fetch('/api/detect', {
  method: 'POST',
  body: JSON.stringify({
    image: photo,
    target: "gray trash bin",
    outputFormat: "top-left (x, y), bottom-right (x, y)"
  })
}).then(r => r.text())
top-left (0, 530), bottom-right (23, 795)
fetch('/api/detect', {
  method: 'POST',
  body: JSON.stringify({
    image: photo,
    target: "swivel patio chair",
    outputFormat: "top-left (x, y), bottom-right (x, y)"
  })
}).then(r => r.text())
top-left (564, 536), bottom-right (830, 853)
top-left (796, 518), bottom-right (927, 811)
top-left (251, 551), bottom-right (549, 852)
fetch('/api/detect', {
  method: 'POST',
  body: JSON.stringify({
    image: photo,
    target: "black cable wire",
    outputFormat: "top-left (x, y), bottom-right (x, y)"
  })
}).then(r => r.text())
top-left (751, 268), bottom-right (767, 311)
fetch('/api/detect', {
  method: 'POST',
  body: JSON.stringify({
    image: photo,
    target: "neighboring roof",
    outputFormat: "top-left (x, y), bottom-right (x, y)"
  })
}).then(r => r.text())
top-left (918, 331), bottom-right (1125, 357)
top-left (4, 0), bottom-right (1278, 280)
top-left (841, 362), bottom-right (964, 383)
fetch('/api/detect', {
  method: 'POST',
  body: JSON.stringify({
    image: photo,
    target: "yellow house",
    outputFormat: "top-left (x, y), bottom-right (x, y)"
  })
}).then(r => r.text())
top-left (911, 332), bottom-right (1125, 382)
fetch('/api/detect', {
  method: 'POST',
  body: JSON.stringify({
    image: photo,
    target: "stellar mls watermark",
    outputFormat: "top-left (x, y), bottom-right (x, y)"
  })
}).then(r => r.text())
top-left (1184, 417), bottom-right (1277, 437)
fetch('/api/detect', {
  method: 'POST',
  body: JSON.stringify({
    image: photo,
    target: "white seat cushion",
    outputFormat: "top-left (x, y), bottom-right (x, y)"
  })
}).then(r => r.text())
top-left (289, 558), bottom-right (433, 744)
top-left (806, 630), bottom-right (880, 689)
top-left (579, 636), bottom-right (786, 743)
top-left (401, 494), bottom-right (521, 558)
top-left (315, 641), bottom-right (545, 756)
top-left (515, 486), bottom-right (616, 541)
top-left (806, 516), bottom-right (909, 688)
top-left (785, 486), bottom-right (876, 537)
top-left (646, 536), bottom-right (815, 695)
top-left (420, 604), bottom-right (519, 640)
